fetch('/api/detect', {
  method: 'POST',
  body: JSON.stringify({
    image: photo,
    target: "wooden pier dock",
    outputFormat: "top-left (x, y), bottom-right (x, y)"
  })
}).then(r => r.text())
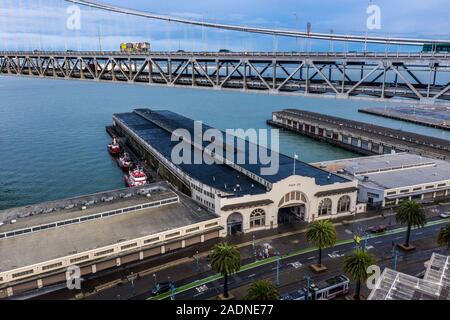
top-left (267, 109), bottom-right (450, 160)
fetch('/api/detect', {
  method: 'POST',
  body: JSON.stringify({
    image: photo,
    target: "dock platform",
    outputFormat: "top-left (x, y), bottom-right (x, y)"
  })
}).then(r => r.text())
top-left (358, 106), bottom-right (450, 131)
top-left (267, 109), bottom-right (450, 160)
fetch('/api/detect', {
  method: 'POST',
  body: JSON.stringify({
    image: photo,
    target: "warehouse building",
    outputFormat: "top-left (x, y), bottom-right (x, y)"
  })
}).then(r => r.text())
top-left (113, 109), bottom-right (359, 236)
top-left (313, 153), bottom-right (450, 208)
top-left (0, 182), bottom-right (221, 298)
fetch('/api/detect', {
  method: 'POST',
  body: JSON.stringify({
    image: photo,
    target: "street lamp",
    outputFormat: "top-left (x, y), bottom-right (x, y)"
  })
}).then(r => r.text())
top-left (153, 273), bottom-right (157, 287)
top-left (304, 273), bottom-right (312, 300)
top-left (194, 250), bottom-right (200, 272)
top-left (392, 242), bottom-right (398, 270)
top-left (275, 252), bottom-right (281, 287)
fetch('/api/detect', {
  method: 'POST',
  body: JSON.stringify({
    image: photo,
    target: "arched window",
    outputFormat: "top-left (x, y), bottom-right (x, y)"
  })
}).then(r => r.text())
top-left (337, 195), bottom-right (351, 213)
top-left (318, 198), bottom-right (332, 216)
top-left (250, 208), bottom-right (266, 228)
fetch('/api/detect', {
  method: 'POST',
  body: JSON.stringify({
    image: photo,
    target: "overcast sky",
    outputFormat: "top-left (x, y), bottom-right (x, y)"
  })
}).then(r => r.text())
top-left (0, 0), bottom-right (449, 51)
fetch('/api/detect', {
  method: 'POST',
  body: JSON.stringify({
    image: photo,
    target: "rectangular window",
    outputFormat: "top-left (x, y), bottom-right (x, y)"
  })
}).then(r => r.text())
top-left (437, 183), bottom-right (446, 187)
top-left (400, 189), bottom-right (410, 194)
top-left (186, 226), bottom-right (200, 233)
top-left (165, 232), bottom-right (180, 239)
top-left (70, 255), bottom-right (89, 263)
top-left (205, 222), bottom-right (218, 228)
top-left (94, 248), bottom-right (114, 257)
top-left (42, 262), bottom-right (63, 271)
top-left (121, 243), bottom-right (138, 251)
top-left (144, 237), bottom-right (159, 244)
top-left (413, 187), bottom-right (422, 191)
top-left (387, 191), bottom-right (397, 196)
top-left (12, 269), bottom-right (34, 278)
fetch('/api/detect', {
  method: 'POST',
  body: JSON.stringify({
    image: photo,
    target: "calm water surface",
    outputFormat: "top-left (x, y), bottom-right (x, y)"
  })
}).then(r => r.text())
top-left (0, 76), bottom-right (448, 209)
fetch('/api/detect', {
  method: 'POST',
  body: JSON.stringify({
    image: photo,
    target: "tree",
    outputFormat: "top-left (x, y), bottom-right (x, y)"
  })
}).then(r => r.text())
top-left (245, 280), bottom-right (279, 300)
top-left (306, 219), bottom-right (337, 267)
top-left (343, 249), bottom-right (376, 300)
top-left (437, 223), bottom-right (450, 249)
top-left (395, 200), bottom-right (426, 247)
top-left (210, 242), bottom-right (241, 298)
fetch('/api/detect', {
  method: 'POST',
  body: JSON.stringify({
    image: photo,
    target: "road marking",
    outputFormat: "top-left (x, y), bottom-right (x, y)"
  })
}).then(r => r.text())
top-left (289, 261), bottom-right (303, 269)
top-left (345, 229), bottom-right (353, 234)
top-left (307, 256), bottom-right (315, 260)
top-left (416, 232), bottom-right (423, 235)
top-left (395, 236), bottom-right (403, 240)
top-left (248, 274), bottom-right (256, 278)
top-left (375, 241), bottom-right (383, 244)
top-left (149, 218), bottom-right (450, 300)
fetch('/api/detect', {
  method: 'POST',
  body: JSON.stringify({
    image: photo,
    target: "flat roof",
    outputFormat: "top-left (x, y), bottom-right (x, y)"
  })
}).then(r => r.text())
top-left (0, 188), bottom-right (218, 272)
top-left (114, 109), bottom-right (349, 196)
top-left (368, 253), bottom-right (450, 300)
top-left (313, 153), bottom-right (450, 191)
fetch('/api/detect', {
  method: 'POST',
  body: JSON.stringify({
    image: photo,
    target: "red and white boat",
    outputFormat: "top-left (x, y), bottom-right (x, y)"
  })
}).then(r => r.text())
top-left (117, 152), bottom-right (132, 171)
top-left (108, 136), bottom-right (121, 156)
top-left (124, 166), bottom-right (147, 187)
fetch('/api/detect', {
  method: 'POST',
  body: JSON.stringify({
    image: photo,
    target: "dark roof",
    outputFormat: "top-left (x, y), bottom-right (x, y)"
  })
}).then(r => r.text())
top-left (221, 199), bottom-right (274, 211)
top-left (130, 108), bottom-right (350, 186)
top-left (113, 111), bottom-right (268, 196)
top-left (113, 109), bottom-right (350, 197)
top-left (314, 187), bottom-right (358, 197)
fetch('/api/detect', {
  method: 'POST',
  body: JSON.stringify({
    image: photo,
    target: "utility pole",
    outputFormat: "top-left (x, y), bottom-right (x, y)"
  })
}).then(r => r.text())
top-left (276, 253), bottom-right (281, 287)
top-left (306, 22), bottom-right (312, 52)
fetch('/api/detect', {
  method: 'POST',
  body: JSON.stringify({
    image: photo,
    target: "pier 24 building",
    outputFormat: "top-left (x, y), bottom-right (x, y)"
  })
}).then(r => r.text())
top-left (112, 109), bottom-right (359, 236)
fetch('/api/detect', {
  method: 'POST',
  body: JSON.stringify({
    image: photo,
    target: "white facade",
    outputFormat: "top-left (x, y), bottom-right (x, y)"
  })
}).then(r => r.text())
top-left (216, 175), bottom-right (358, 236)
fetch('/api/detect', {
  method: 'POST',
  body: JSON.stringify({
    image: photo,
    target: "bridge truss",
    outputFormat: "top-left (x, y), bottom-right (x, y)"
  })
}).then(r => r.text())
top-left (1, 51), bottom-right (450, 105)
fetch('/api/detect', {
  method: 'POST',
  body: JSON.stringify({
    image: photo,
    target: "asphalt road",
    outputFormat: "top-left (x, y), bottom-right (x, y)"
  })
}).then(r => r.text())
top-left (28, 204), bottom-right (449, 300)
top-left (151, 218), bottom-right (449, 300)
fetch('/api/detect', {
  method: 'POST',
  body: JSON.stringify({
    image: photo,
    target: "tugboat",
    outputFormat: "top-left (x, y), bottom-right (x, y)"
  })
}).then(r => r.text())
top-left (117, 152), bottom-right (132, 171)
top-left (108, 136), bottom-right (121, 156)
top-left (124, 165), bottom-right (147, 187)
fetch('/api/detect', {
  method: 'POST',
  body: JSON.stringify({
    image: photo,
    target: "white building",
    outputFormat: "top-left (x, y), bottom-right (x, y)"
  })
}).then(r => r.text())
top-left (113, 109), bottom-right (359, 237)
top-left (314, 153), bottom-right (450, 208)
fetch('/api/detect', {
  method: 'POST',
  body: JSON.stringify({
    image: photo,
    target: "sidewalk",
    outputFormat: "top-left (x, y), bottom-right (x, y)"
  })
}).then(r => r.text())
top-left (81, 204), bottom-right (446, 300)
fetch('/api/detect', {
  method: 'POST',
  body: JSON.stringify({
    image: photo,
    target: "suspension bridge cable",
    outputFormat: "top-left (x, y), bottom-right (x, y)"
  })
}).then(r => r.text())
top-left (63, 0), bottom-right (449, 46)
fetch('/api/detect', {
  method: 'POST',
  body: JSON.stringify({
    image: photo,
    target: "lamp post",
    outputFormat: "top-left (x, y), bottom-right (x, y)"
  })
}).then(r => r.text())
top-left (194, 251), bottom-right (200, 272)
top-left (392, 243), bottom-right (398, 270)
top-left (275, 253), bottom-right (281, 287)
top-left (304, 273), bottom-right (312, 300)
top-left (153, 273), bottom-right (157, 287)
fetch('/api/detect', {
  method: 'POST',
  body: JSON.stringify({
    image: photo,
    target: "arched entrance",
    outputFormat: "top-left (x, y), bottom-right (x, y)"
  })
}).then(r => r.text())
top-left (227, 212), bottom-right (243, 235)
top-left (277, 191), bottom-right (308, 224)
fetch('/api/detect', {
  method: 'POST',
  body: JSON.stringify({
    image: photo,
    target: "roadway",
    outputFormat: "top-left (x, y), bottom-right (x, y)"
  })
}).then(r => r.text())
top-left (25, 204), bottom-right (449, 300)
top-left (167, 221), bottom-right (448, 300)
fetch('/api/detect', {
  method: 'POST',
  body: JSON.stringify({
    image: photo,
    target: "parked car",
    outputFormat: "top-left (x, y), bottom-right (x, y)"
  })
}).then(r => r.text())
top-left (366, 224), bottom-right (388, 234)
top-left (151, 282), bottom-right (173, 296)
top-left (439, 211), bottom-right (450, 219)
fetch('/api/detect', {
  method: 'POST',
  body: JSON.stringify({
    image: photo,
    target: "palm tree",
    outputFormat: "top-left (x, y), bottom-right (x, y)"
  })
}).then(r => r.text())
top-left (395, 200), bottom-right (426, 247)
top-left (209, 242), bottom-right (241, 298)
top-left (245, 280), bottom-right (279, 300)
top-left (306, 219), bottom-right (337, 268)
top-left (343, 249), bottom-right (376, 300)
top-left (437, 223), bottom-right (450, 249)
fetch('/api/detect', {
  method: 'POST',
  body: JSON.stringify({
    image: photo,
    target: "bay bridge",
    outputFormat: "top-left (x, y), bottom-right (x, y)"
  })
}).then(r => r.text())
top-left (1, 0), bottom-right (450, 105)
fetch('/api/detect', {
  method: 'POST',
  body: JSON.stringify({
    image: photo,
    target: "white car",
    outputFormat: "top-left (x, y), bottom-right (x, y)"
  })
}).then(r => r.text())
top-left (439, 212), bottom-right (450, 218)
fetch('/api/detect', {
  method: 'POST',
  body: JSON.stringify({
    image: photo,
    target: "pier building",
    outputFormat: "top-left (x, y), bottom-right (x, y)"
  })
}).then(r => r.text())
top-left (112, 109), bottom-right (359, 236)
top-left (0, 182), bottom-right (221, 298)
top-left (313, 153), bottom-right (450, 208)
top-left (267, 109), bottom-right (450, 160)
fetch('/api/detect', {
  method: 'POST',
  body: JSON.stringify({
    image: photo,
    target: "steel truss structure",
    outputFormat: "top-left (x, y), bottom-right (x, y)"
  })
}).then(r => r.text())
top-left (1, 51), bottom-right (450, 105)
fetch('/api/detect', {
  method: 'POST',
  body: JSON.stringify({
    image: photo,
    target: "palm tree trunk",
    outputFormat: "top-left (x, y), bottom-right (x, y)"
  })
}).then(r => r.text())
top-left (405, 224), bottom-right (411, 247)
top-left (223, 273), bottom-right (229, 298)
top-left (318, 248), bottom-right (322, 266)
top-left (355, 280), bottom-right (361, 300)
